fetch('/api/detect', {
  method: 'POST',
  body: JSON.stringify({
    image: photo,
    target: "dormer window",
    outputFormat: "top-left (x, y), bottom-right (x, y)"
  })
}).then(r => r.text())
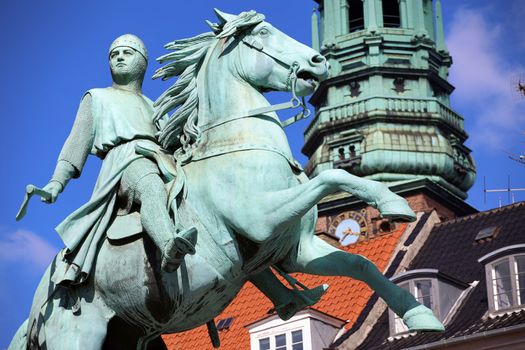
top-left (247, 309), bottom-right (344, 350)
top-left (258, 331), bottom-right (300, 350)
top-left (389, 269), bottom-right (469, 336)
top-left (479, 245), bottom-right (525, 313)
top-left (390, 279), bottom-right (435, 334)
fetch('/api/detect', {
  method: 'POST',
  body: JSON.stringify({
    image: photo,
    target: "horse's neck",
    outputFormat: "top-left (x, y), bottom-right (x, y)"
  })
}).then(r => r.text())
top-left (194, 45), bottom-right (293, 160)
top-left (197, 52), bottom-right (273, 126)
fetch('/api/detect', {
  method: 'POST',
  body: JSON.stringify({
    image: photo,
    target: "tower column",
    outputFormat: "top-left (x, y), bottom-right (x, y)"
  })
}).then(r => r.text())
top-left (340, 0), bottom-right (349, 34)
top-left (399, 0), bottom-right (409, 28)
top-left (323, 0), bottom-right (338, 45)
top-left (435, 0), bottom-right (447, 51)
top-left (405, 0), bottom-right (415, 28)
top-left (363, 0), bottom-right (378, 32)
top-left (413, 0), bottom-right (427, 35)
top-left (312, 8), bottom-right (320, 51)
top-left (375, 0), bottom-right (384, 27)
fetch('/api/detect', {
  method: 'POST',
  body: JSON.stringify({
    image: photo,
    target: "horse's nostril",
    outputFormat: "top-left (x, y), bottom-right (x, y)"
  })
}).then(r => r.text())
top-left (311, 54), bottom-right (326, 64)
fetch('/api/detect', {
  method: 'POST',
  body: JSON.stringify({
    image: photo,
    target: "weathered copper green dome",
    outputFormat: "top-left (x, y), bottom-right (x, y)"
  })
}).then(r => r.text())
top-left (304, 0), bottom-right (475, 200)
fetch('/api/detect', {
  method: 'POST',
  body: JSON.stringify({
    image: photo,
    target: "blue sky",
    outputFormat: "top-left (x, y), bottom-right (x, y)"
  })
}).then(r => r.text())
top-left (1, 0), bottom-right (524, 347)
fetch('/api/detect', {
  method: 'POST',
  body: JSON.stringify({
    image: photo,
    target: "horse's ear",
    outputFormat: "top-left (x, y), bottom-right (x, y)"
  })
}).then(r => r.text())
top-left (214, 8), bottom-right (237, 24)
top-left (206, 20), bottom-right (221, 34)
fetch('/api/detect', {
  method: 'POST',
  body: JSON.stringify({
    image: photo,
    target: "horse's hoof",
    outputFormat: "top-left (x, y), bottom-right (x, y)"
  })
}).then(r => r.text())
top-left (276, 284), bottom-right (329, 321)
top-left (403, 305), bottom-right (445, 333)
top-left (377, 197), bottom-right (416, 223)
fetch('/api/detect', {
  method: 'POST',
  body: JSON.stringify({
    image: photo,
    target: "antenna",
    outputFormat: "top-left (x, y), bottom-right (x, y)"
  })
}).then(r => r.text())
top-left (503, 149), bottom-right (525, 166)
top-left (511, 73), bottom-right (525, 99)
top-left (484, 176), bottom-right (525, 206)
top-left (504, 75), bottom-right (525, 165)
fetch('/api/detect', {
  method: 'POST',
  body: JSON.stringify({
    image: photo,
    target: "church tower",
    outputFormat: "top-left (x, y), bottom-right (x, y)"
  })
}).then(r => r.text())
top-left (306, 0), bottom-right (476, 242)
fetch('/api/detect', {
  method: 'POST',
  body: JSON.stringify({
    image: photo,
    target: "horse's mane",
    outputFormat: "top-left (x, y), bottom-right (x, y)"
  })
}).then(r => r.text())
top-left (153, 10), bottom-right (265, 151)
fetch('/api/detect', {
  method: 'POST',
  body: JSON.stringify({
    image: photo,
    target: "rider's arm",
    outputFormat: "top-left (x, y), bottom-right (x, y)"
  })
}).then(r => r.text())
top-left (44, 94), bottom-right (94, 201)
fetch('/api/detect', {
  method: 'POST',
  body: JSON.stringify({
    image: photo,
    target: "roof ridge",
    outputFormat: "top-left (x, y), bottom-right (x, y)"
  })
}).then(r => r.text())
top-left (436, 201), bottom-right (525, 227)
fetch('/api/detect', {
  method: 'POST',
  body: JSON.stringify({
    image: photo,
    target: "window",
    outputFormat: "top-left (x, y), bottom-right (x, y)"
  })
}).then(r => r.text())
top-left (382, 0), bottom-right (401, 28)
top-left (348, 0), bottom-right (364, 32)
top-left (392, 279), bottom-right (435, 334)
top-left (257, 330), bottom-right (303, 350)
top-left (259, 337), bottom-right (270, 350)
top-left (488, 255), bottom-right (525, 311)
top-left (216, 317), bottom-right (233, 330)
top-left (475, 226), bottom-right (500, 242)
top-left (275, 334), bottom-right (286, 350)
top-left (291, 330), bottom-right (303, 350)
top-left (389, 270), bottom-right (468, 336)
top-left (248, 309), bottom-right (344, 350)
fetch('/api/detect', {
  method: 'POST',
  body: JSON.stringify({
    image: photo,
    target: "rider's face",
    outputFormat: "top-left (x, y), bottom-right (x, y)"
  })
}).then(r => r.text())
top-left (109, 47), bottom-right (146, 81)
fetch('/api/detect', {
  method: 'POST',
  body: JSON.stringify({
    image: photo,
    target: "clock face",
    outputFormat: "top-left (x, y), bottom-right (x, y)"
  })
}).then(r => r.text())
top-left (335, 219), bottom-right (361, 245)
top-left (329, 210), bottom-right (369, 245)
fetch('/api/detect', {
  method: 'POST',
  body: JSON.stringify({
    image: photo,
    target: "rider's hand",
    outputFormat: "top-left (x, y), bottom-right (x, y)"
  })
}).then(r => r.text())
top-left (41, 181), bottom-right (63, 203)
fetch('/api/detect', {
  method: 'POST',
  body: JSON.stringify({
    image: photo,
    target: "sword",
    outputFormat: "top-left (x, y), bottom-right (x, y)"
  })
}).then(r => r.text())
top-left (15, 184), bottom-right (52, 221)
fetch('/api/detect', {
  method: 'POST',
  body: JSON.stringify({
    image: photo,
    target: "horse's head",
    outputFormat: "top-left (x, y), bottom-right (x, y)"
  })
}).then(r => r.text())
top-left (211, 9), bottom-right (328, 97)
top-left (154, 9), bottom-right (328, 151)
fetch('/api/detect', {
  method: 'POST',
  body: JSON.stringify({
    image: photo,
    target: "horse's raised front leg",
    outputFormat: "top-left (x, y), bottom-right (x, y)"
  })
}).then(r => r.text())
top-left (281, 235), bottom-right (444, 332)
top-left (252, 169), bottom-right (415, 240)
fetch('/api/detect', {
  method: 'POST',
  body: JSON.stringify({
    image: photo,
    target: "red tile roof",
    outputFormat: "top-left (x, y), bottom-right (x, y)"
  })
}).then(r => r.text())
top-left (162, 224), bottom-right (407, 350)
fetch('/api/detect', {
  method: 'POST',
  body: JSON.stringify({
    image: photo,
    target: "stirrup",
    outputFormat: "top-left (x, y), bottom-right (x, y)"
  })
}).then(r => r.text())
top-left (161, 227), bottom-right (198, 272)
top-left (174, 227), bottom-right (198, 255)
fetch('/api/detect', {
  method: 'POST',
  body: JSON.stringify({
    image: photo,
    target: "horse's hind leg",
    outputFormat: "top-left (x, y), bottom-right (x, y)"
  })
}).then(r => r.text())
top-left (41, 299), bottom-right (109, 350)
top-left (7, 319), bottom-right (28, 350)
top-left (282, 235), bottom-right (444, 331)
top-left (250, 269), bottom-right (328, 321)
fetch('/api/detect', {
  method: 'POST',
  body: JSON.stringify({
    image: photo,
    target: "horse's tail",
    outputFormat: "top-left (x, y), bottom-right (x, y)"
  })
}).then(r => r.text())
top-left (7, 318), bottom-right (28, 350)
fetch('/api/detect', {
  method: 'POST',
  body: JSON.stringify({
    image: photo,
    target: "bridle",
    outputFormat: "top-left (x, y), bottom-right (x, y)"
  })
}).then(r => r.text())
top-left (243, 36), bottom-right (312, 128)
top-left (175, 30), bottom-right (318, 167)
top-left (199, 34), bottom-right (313, 134)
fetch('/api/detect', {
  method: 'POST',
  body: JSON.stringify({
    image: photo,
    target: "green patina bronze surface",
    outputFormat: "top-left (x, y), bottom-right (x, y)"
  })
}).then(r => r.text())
top-left (9, 9), bottom-right (443, 350)
top-left (306, 0), bottom-right (475, 199)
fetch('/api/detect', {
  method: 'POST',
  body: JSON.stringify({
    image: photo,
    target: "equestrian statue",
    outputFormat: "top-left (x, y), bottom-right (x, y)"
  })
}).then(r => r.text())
top-left (9, 9), bottom-right (444, 350)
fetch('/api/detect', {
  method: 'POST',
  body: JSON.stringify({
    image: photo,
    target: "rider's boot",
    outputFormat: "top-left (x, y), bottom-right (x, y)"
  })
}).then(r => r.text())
top-left (135, 172), bottom-right (198, 273)
top-left (275, 284), bottom-right (329, 321)
top-left (161, 227), bottom-right (198, 272)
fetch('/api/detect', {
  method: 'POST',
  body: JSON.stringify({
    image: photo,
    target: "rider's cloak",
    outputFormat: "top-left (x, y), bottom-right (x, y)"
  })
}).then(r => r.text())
top-left (51, 87), bottom-right (160, 285)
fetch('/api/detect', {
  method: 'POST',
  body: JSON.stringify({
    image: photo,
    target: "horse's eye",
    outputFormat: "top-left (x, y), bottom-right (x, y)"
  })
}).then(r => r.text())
top-left (258, 28), bottom-right (270, 37)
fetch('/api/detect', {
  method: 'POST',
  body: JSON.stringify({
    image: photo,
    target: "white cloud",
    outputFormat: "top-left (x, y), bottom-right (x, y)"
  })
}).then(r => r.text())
top-left (447, 7), bottom-right (525, 150)
top-left (0, 230), bottom-right (58, 269)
